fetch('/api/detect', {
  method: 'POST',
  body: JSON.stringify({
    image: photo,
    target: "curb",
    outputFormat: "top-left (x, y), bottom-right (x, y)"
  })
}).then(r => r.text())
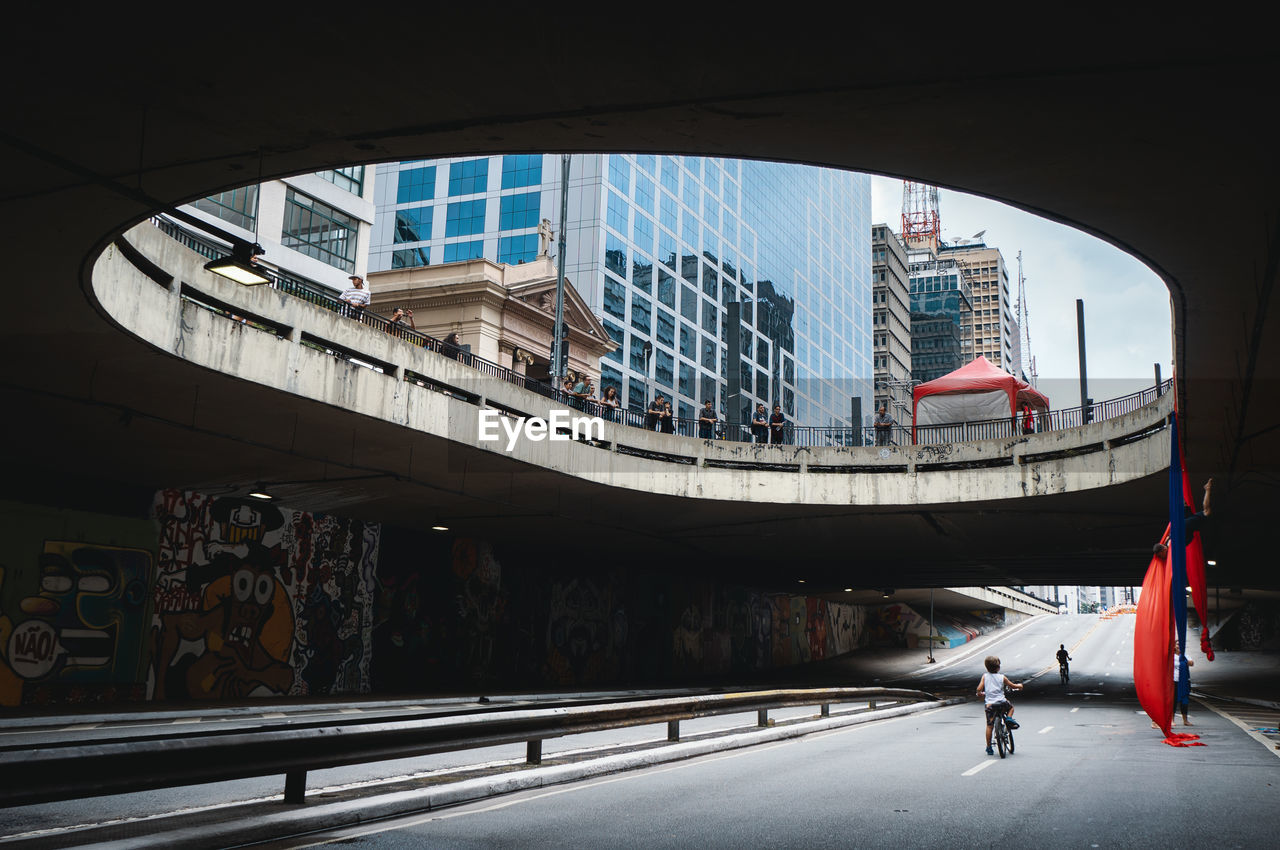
top-left (74, 698), bottom-right (962, 849)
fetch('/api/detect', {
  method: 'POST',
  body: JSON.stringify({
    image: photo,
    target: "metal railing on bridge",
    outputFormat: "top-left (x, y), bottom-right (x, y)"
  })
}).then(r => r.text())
top-left (151, 216), bottom-right (1172, 450)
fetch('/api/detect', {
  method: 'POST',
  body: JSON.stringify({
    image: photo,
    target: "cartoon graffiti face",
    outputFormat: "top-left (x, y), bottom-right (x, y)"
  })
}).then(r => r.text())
top-left (10, 547), bottom-right (150, 680)
top-left (220, 566), bottom-right (275, 661)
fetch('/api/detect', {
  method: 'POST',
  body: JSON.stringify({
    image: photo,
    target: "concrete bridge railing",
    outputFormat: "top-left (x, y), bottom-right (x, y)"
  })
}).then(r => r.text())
top-left (93, 221), bottom-right (1173, 507)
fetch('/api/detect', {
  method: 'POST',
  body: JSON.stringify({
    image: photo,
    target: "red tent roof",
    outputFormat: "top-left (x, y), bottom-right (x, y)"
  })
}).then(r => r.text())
top-left (912, 356), bottom-right (1050, 425)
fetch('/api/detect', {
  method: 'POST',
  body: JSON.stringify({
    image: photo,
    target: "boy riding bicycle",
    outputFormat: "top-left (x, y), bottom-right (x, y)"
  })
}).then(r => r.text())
top-left (1056, 644), bottom-right (1071, 681)
top-left (977, 655), bottom-right (1023, 755)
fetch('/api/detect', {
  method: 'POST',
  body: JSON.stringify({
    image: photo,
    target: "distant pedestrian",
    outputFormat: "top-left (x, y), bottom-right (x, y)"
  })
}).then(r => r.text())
top-left (660, 398), bottom-right (675, 434)
top-left (442, 332), bottom-right (465, 362)
top-left (751, 403), bottom-right (768, 444)
top-left (698, 400), bottom-right (717, 439)
top-left (769, 404), bottom-right (786, 444)
top-left (388, 306), bottom-right (415, 334)
top-left (648, 394), bottom-right (667, 431)
top-left (1021, 403), bottom-right (1035, 435)
top-left (339, 274), bottom-right (369, 319)
top-left (1173, 639), bottom-right (1194, 726)
top-left (874, 405), bottom-right (895, 446)
top-left (599, 386), bottom-right (620, 421)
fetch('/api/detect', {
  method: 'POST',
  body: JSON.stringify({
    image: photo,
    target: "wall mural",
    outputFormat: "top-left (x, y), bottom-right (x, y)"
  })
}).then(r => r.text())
top-left (149, 490), bottom-right (379, 700)
top-left (0, 543), bottom-right (153, 706)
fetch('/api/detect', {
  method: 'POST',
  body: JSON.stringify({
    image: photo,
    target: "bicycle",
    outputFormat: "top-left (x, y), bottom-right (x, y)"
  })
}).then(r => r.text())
top-left (1059, 661), bottom-right (1070, 685)
top-left (992, 706), bottom-right (1016, 758)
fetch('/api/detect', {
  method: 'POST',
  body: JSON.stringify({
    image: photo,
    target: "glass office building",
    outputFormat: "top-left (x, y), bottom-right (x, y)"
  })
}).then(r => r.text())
top-left (370, 155), bottom-right (871, 427)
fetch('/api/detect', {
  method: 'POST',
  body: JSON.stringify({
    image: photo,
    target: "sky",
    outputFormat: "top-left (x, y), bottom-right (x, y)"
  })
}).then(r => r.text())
top-left (868, 175), bottom-right (1173, 406)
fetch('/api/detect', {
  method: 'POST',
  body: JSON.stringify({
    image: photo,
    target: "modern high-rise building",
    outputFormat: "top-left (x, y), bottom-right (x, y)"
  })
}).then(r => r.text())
top-left (941, 241), bottom-right (1017, 372)
top-left (908, 244), bottom-right (973, 381)
top-left (369, 155), bottom-right (871, 427)
top-left (181, 166), bottom-right (375, 291)
top-left (871, 224), bottom-right (912, 419)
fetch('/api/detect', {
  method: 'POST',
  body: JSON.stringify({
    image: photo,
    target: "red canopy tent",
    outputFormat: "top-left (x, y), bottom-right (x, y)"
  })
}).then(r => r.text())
top-left (912, 356), bottom-right (1050, 432)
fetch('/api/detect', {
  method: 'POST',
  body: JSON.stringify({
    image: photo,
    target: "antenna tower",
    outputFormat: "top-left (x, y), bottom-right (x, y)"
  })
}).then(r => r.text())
top-left (901, 181), bottom-right (941, 249)
top-left (1015, 251), bottom-right (1037, 385)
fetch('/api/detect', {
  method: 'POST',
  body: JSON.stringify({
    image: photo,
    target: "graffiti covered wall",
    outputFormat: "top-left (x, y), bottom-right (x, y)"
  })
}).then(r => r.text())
top-left (0, 502), bottom-right (158, 706)
top-left (150, 490), bottom-right (380, 700)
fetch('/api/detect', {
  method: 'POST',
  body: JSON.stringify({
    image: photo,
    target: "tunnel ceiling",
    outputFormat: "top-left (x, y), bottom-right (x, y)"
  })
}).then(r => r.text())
top-left (1, 18), bottom-right (1276, 590)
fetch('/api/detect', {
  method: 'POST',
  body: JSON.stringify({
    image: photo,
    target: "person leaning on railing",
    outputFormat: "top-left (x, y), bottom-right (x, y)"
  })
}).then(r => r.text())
top-left (599, 385), bottom-right (620, 421)
top-left (387, 306), bottom-right (415, 335)
top-left (660, 398), bottom-right (675, 434)
top-left (338, 274), bottom-right (369, 319)
top-left (770, 404), bottom-right (787, 445)
top-left (873, 405), bottom-right (894, 447)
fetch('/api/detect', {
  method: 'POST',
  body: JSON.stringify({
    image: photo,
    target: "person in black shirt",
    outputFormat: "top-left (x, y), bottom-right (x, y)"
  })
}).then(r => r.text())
top-left (769, 405), bottom-right (786, 444)
top-left (647, 395), bottom-right (667, 431)
top-left (751, 403), bottom-right (768, 444)
top-left (698, 400), bottom-right (717, 439)
top-left (1055, 644), bottom-right (1071, 682)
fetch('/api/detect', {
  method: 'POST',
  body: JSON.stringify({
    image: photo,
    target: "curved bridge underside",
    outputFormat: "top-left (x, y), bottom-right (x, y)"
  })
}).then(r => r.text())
top-left (1, 18), bottom-right (1276, 590)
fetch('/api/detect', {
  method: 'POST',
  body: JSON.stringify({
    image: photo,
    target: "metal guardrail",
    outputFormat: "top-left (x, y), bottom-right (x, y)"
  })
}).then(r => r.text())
top-left (0, 687), bottom-right (935, 807)
top-left (150, 216), bottom-right (1171, 449)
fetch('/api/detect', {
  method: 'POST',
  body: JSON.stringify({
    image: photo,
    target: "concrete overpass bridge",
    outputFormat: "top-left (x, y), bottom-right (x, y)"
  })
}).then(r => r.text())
top-left (1, 19), bottom-right (1276, 596)
top-left (93, 219), bottom-right (1175, 591)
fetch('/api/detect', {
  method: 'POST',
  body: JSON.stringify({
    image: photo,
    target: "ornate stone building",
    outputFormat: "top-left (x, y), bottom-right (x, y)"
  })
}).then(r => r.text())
top-left (367, 255), bottom-right (616, 383)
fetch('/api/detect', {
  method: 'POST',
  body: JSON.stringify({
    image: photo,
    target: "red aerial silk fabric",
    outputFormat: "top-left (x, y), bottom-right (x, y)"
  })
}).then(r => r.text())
top-left (1134, 548), bottom-right (1174, 735)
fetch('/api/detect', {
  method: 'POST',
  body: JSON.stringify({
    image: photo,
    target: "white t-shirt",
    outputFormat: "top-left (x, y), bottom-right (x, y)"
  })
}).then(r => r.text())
top-left (983, 672), bottom-right (1008, 705)
top-left (1173, 652), bottom-right (1182, 682)
top-left (341, 286), bottom-right (370, 306)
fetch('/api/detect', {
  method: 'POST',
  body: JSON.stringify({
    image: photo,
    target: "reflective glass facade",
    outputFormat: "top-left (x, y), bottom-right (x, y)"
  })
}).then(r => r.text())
top-left (371, 155), bottom-right (870, 426)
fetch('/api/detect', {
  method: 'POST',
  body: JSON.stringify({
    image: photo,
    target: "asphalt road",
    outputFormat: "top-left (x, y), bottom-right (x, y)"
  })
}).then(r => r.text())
top-left (256, 614), bottom-right (1280, 849)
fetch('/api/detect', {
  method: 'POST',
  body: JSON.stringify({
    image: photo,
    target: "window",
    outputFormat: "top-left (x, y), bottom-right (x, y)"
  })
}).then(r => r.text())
top-left (609, 155), bottom-right (631, 195)
top-left (605, 234), bottom-right (627, 279)
top-left (679, 361), bottom-right (695, 398)
top-left (656, 310), bottom-right (675, 348)
top-left (191, 185), bottom-right (258, 231)
top-left (634, 173), bottom-right (655, 214)
top-left (601, 364), bottom-right (623, 396)
top-left (396, 167), bottom-right (435, 204)
top-left (680, 324), bottom-right (695, 359)
top-left (498, 234), bottom-right (538, 264)
top-left (633, 211), bottom-right (654, 252)
top-left (392, 247), bottom-right (429, 269)
top-left (701, 298), bottom-right (718, 335)
top-left (394, 207), bottom-right (431, 243)
top-left (603, 321), bottom-right (624, 363)
top-left (442, 241), bottom-right (483, 262)
top-left (499, 192), bottom-right (540, 231)
top-left (501, 155), bottom-right (541, 189)
top-left (631, 293), bottom-right (651, 334)
top-left (630, 337), bottom-right (649, 372)
top-left (632, 251), bottom-right (653, 294)
top-left (316, 166), bottom-right (365, 195)
top-left (448, 159), bottom-right (489, 196)
top-left (657, 268), bottom-right (675, 309)
top-left (604, 276), bottom-right (626, 320)
top-left (702, 262), bottom-right (718, 299)
top-left (655, 350), bottom-right (674, 390)
top-left (680, 284), bottom-right (698, 323)
top-left (701, 337), bottom-right (716, 371)
top-left (445, 200), bottom-right (487, 237)
top-left (607, 190), bottom-right (628, 235)
top-left (281, 188), bottom-right (358, 272)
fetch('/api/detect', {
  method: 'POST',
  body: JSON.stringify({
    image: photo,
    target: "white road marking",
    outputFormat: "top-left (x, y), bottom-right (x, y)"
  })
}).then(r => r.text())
top-left (61, 723), bottom-right (101, 731)
top-left (262, 712), bottom-right (286, 719)
top-left (1015, 654), bottom-right (1022, 658)
top-left (1071, 708), bottom-right (1080, 713)
top-left (1038, 726), bottom-right (1054, 734)
top-left (171, 718), bottom-right (200, 724)
top-left (339, 708), bottom-right (363, 714)
top-left (963, 760), bottom-right (997, 776)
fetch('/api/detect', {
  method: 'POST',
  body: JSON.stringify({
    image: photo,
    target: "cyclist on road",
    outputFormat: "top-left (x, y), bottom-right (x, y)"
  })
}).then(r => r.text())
top-left (1056, 644), bottom-right (1072, 681)
top-left (977, 655), bottom-right (1023, 755)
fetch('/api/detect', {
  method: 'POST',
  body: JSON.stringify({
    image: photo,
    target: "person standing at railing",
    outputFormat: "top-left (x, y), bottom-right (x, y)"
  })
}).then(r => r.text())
top-left (699, 399), bottom-right (717, 439)
top-left (442, 332), bottom-right (466, 364)
top-left (874, 405), bottom-right (894, 447)
top-left (338, 274), bottom-right (369, 319)
top-left (1021, 402), bottom-right (1035, 435)
top-left (599, 385), bottom-right (620, 421)
top-left (751, 403), bottom-right (769, 444)
top-left (660, 398), bottom-right (675, 434)
top-left (571, 374), bottom-right (594, 412)
top-left (769, 404), bottom-right (787, 445)
top-left (388, 306), bottom-right (415, 334)
top-left (647, 394), bottom-right (667, 431)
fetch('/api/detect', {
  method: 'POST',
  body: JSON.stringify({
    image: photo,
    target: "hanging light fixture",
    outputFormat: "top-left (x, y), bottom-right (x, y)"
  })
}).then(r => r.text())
top-left (204, 239), bottom-right (271, 286)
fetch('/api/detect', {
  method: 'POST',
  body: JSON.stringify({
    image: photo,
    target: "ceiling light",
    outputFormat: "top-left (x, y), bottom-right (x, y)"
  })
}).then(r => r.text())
top-left (797, 579), bottom-right (805, 584)
top-left (844, 587), bottom-right (853, 592)
top-left (1207, 560), bottom-right (1217, 566)
top-left (431, 525), bottom-right (449, 532)
top-left (205, 240), bottom-right (271, 286)
top-left (247, 489), bottom-right (273, 501)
